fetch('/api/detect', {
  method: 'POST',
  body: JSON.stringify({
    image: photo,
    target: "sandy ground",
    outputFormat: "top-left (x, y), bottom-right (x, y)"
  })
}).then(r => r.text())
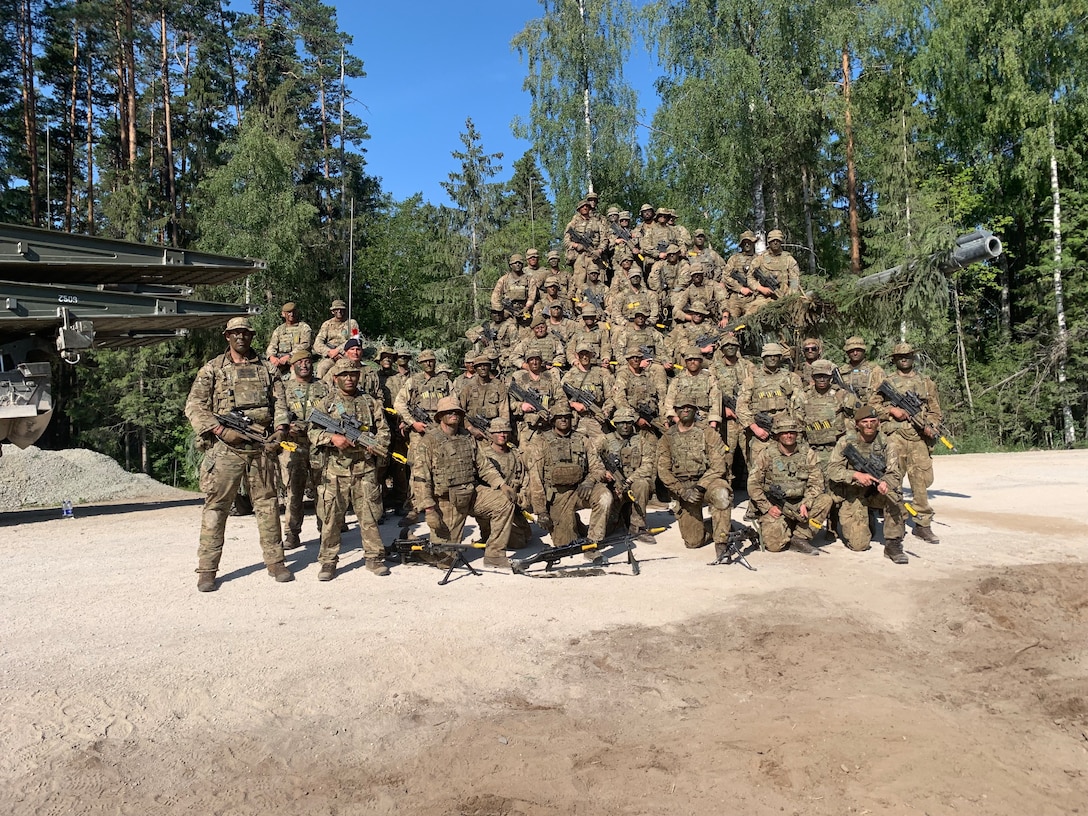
top-left (2, 449), bottom-right (1087, 815)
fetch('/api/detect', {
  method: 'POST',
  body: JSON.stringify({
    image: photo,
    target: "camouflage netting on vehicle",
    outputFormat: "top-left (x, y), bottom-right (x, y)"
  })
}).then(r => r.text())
top-left (0, 445), bottom-right (183, 511)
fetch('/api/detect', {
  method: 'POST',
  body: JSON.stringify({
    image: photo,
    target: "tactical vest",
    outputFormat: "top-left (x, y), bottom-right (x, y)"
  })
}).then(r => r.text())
top-left (623, 372), bottom-right (658, 414)
top-left (271, 324), bottom-right (308, 354)
top-left (321, 392), bottom-right (380, 468)
top-left (881, 372), bottom-right (929, 441)
top-left (672, 372), bottom-right (713, 410)
top-left (412, 373), bottom-right (451, 411)
top-left (320, 318), bottom-right (353, 348)
top-left (543, 432), bottom-right (587, 487)
top-left (839, 364), bottom-right (875, 402)
top-left (749, 368), bottom-right (795, 413)
top-left (285, 380), bottom-right (325, 428)
top-left (667, 427), bottom-right (708, 479)
top-left (463, 379), bottom-right (506, 419)
top-left (565, 368), bottom-right (606, 405)
top-left (486, 448), bottom-right (526, 492)
top-left (607, 434), bottom-right (643, 474)
top-left (214, 356), bottom-right (274, 426)
top-left (713, 360), bottom-right (744, 399)
top-left (503, 274), bottom-right (529, 303)
top-left (768, 448), bottom-right (813, 499)
top-left (430, 432), bottom-right (477, 492)
top-left (803, 389), bottom-right (844, 446)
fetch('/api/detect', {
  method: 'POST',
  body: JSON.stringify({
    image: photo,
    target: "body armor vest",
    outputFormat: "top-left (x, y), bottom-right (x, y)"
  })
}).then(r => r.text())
top-left (463, 379), bottom-right (506, 419)
top-left (672, 372), bottom-right (714, 410)
top-left (668, 427), bottom-right (708, 479)
top-left (768, 448), bottom-right (813, 499)
top-left (803, 389), bottom-right (844, 446)
top-left (412, 373), bottom-right (451, 411)
top-left (750, 368), bottom-right (794, 413)
top-left (431, 432), bottom-right (477, 492)
top-left (215, 357), bottom-right (273, 426)
top-left (544, 432), bottom-right (587, 486)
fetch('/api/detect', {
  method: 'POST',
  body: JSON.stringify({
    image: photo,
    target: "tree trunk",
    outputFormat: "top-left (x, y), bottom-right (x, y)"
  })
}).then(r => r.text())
top-left (17, 0), bottom-right (40, 225)
top-left (86, 36), bottom-right (95, 231)
top-left (843, 47), bottom-right (860, 275)
top-left (160, 7), bottom-right (177, 244)
top-left (66, 26), bottom-right (79, 231)
top-left (220, 1), bottom-right (242, 124)
top-left (123, 0), bottom-right (138, 170)
top-left (801, 164), bottom-right (816, 276)
top-left (752, 167), bottom-right (765, 248)
top-left (1048, 108), bottom-right (1075, 447)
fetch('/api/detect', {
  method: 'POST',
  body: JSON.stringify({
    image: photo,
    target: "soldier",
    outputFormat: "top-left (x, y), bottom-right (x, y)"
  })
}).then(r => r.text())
top-left (656, 401), bottom-right (733, 550)
top-left (574, 265), bottom-right (609, 319)
top-left (564, 199), bottom-right (608, 292)
top-left (631, 203), bottom-right (656, 244)
top-left (799, 358), bottom-right (855, 542)
top-left (527, 398), bottom-right (612, 550)
top-left (510, 349), bottom-right (562, 444)
top-left (565, 303), bottom-right (613, 369)
top-left (798, 337), bottom-right (824, 388)
top-left (828, 406), bottom-right (909, 563)
top-left (313, 299), bottom-right (360, 379)
top-left (541, 249), bottom-right (569, 295)
top-left (737, 342), bottom-right (804, 463)
top-left (748, 229), bottom-right (801, 314)
top-left (393, 349), bottom-right (452, 434)
top-left (606, 265), bottom-right (659, 327)
top-left (613, 346), bottom-right (668, 437)
top-left (597, 408), bottom-right (658, 544)
top-left (308, 359), bottom-right (390, 580)
top-left (524, 247), bottom-right (543, 282)
top-left (721, 230), bottom-right (758, 317)
top-left (666, 300), bottom-right (716, 366)
top-left (265, 302), bottom-right (313, 378)
top-left (511, 314), bottom-right (566, 370)
top-left (280, 349), bottom-right (327, 548)
top-left (412, 397), bottom-right (518, 569)
top-left (466, 308), bottom-right (508, 354)
top-left (451, 353), bottom-right (476, 396)
top-left (533, 276), bottom-right (573, 320)
top-left (459, 354), bottom-right (510, 441)
top-left (562, 343), bottom-right (615, 443)
top-left (639, 208), bottom-right (674, 264)
top-left (666, 209), bottom-right (692, 255)
top-left (321, 337), bottom-right (379, 399)
top-left (612, 308), bottom-right (669, 378)
top-left (687, 229), bottom-right (725, 281)
top-left (648, 243), bottom-right (690, 314)
top-left (476, 417), bottom-right (533, 551)
top-left (870, 342), bottom-right (943, 544)
top-left (672, 265), bottom-right (729, 325)
top-left (382, 349), bottom-right (413, 513)
top-left (375, 346), bottom-right (399, 407)
top-left (838, 336), bottom-right (885, 404)
top-left (746, 414), bottom-right (833, 555)
top-left (491, 254), bottom-right (537, 316)
top-left (185, 316), bottom-right (293, 592)
top-left (710, 334), bottom-right (754, 462)
top-left (664, 346), bottom-right (722, 429)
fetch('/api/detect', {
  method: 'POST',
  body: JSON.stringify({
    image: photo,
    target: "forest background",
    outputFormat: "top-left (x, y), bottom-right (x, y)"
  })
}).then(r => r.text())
top-left (1, 0), bottom-right (1085, 484)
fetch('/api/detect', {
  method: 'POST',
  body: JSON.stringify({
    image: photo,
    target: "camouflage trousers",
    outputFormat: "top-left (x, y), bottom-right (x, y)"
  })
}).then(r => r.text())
top-left (836, 487), bottom-right (905, 551)
top-left (476, 486), bottom-right (531, 550)
top-left (548, 483), bottom-right (613, 547)
top-left (196, 442), bottom-right (284, 574)
top-left (894, 436), bottom-right (935, 527)
top-left (317, 469), bottom-right (384, 565)
top-left (278, 443), bottom-right (318, 538)
top-left (758, 493), bottom-right (834, 552)
top-left (670, 477), bottom-right (732, 549)
top-left (425, 484), bottom-right (514, 559)
top-left (609, 476), bottom-right (654, 534)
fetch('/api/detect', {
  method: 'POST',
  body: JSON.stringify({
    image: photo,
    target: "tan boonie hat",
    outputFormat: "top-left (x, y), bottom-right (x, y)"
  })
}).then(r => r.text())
top-left (843, 336), bottom-right (866, 352)
top-left (618, 211), bottom-right (632, 220)
top-left (281, 302), bottom-right (297, 312)
top-left (890, 342), bottom-right (916, 357)
top-left (625, 345), bottom-right (644, 358)
top-left (811, 359), bottom-right (835, 376)
top-left (509, 253), bottom-right (524, 265)
top-left (433, 396), bottom-right (464, 418)
top-left (544, 276), bottom-right (560, 287)
top-left (761, 342), bottom-right (786, 357)
top-left (686, 300), bottom-right (710, 315)
top-left (378, 345), bottom-right (397, 358)
top-left (289, 349), bottom-right (312, 365)
top-left (463, 352), bottom-right (475, 365)
top-left (549, 397), bottom-right (573, 416)
top-left (526, 248), bottom-right (539, 258)
top-left (576, 200), bottom-right (590, 210)
top-left (606, 206), bottom-right (620, 216)
top-left (330, 299), bottom-right (347, 310)
top-left (693, 228), bottom-right (706, 237)
top-left (639, 203), bottom-right (655, 213)
top-left (530, 314), bottom-right (547, 328)
top-left (224, 316), bottom-right (254, 333)
top-left (473, 353), bottom-right (493, 366)
top-left (417, 349), bottom-right (437, 363)
top-left (767, 229), bottom-right (785, 242)
top-left (332, 359), bottom-right (362, 376)
top-left (586, 191), bottom-right (599, 200)
top-left (666, 243), bottom-right (680, 254)
top-left (773, 414), bottom-right (803, 434)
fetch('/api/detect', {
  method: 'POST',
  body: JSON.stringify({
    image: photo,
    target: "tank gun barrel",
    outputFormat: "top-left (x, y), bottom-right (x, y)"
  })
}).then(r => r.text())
top-left (856, 230), bottom-right (1002, 289)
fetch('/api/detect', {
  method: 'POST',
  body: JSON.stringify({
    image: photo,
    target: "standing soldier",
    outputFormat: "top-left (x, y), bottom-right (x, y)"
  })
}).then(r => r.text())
top-left (737, 342), bottom-right (804, 464)
top-left (799, 358), bottom-right (855, 541)
top-left (828, 406), bottom-right (909, 563)
top-left (747, 414), bottom-right (832, 555)
top-left (574, 265), bottom-right (609, 318)
top-left (313, 299), bottom-right (359, 378)
top-left (656, 401), bottom-right (733, 550)
top-left (870, 342), bottom-right (944, 544)
top-left (321, 337), bottom-right (379, 399)
top-left (687, 229), bottom-right (725, 280)
top-left (186, 317), bottom-right (293, 592)
top-left (265, 302), bottom-right (313, 379)
top-left (562, 343), bottom-right (615, 444)
top-left (671, 265), bottom-right (729, 326)
top-left (280, 350), bottom-right (327, 548)
top-left (466, 307), bottom-right (508, 355)
top-left (524, 248), bottom-right (544, 286)
top-left (664, 346), bottom-right (722, 429)
top-left (648, 244), bottom-right (690, 322)
top-left (491, 254), bottom-right (537, 316)
top-left (597, 408), bottom-right (658, 544)
top-left (606, 265), bottom-right (659, 327)
top-left (412, 397), bottom-right (517, 569)
top-left (459, 354), bottom-right (510, 441)
top-left (564, 199), bottom-right (608, 293)
top-left (510, 350), bottom-right (562, 444)
top-left (613, 345), bottom-right (668, 437)
top-left (451, 353), bottom-right (476, 396)
top-left (798, 338), bottom-right (824, 388)
top-left (639, 208), bottom-right (674, 264)
top-left (393, 349), bottom-right (453, 519)
top-left (565, 303), bottom-right (613, 369)
top-left (748, 229), bottom-right (801, 314)
top-left (382, 349), bottom-right (414, 514)
top-left (542, 249), bottom-right (569, 294)
top-left (527, 398), bottom-right (613, 550)
top-left (721, 230), bottom-right (758, 317)
top-left (476, 417), bottom-right (533, 551)
top-left (310, 359), bottom-right (390, 580)
top-left (838, 336), bottom-right (885, 404)
top-left (710, 334), bottom-right (754, 466)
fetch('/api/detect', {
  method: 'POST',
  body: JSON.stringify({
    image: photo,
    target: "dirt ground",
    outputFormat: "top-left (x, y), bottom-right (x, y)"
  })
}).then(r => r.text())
top-left (2, 449), bottom-right (1087, 815)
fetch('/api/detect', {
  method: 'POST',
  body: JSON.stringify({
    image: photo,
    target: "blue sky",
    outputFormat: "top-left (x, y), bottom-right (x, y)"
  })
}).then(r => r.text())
top-left (333, 1), bottom-right (659, 207)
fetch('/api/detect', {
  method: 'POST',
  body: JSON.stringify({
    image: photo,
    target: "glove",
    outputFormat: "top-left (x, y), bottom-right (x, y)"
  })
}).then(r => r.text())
top-left (576, 479), bottom-right (595, 502)
top-left (535, 513), bottom-right (553, 533)
top-left (680, 486), bottom-right (705, 504)
top-left (218, 428), bottom-right (247, 446)
top-left (263, 429), bottom-right (286, 454)
top-left (499, 484), bottom-right (518, 504)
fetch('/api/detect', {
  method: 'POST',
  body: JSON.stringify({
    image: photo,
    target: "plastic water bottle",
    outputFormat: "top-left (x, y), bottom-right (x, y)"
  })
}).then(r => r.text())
top-left (61, 499), bottom-right (74, 519)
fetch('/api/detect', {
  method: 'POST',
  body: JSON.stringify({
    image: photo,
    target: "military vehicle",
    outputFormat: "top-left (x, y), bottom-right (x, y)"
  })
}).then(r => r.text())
top-left (1, 222), bottom-right (262, 450)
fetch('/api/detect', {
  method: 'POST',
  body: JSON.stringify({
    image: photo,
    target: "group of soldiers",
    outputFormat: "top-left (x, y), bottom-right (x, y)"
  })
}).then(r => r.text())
top-left (184, 199), bottom-right (948, 592)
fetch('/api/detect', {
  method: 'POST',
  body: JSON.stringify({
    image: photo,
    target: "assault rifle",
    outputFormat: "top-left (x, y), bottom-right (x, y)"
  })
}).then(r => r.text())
top-left (634, 402), bottom-right (669, 436)
top-left (215, 410), bottom-right (297, 451)
top-left (729, 262), bottom-right (752, 288)
top-left (600, 450), bottom-right (637, 505)
top-left (307, 408), bottom-right (405, 463)
top-left (566, 226), bottom-right (600, 258)
top-left (638, 344), bottom-right (681, 371)
top-left (562, 381), bottom-right (613, 429)
top-left (510, 530), bottom-right (645, 576)
top-left (479, 325), bottom-right (498, 344)
top-left (754, 412), bottom-right (775, 435)
top-left (501, 297), bottom-right (531, 320)
top-left (708, 521), bottom-right (759, 571)
top-left (407, 404), bottom-right (435, 430)
top-left (579, 287), bottom-right (606, 313)
top-left (509, 381), bottom-right (551, 421)
top-left (841, 442), bottom-right (918, 517)
top-left (385, 535), bottom-right (487, 586)
top-left (876, 381), bottom-right (956, 450)
top-left (693, 318), bottom-right (748, 349)
top-left (766, 484), bottom-right (823, 530)
top-left (610, 222), bottom-right (645, 262)
top-left (831, 368), bottom-right (858, 396)
top-left (753, 267), bottom-right (780, 295)
top-left (465, 414), bottom-right (492, 436)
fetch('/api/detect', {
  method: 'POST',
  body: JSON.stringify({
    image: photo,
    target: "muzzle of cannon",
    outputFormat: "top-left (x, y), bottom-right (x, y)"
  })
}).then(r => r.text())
top-left (855, 229), bottom-right (1003, 289)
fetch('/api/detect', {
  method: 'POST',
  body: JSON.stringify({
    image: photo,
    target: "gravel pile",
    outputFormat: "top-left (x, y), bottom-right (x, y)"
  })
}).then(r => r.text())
top-left (0, 445), bottom-right (186, 511)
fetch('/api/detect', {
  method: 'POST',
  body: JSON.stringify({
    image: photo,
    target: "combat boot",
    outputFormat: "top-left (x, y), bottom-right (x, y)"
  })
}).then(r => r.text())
top-left (884, 538), bottom-right (908, 565)
top-left (483, 554), bottom-right (511, 570)
top-left (789, 536), bottom-right (820, 556)
top-left (267, 563), bottom-right (295, 583)
top-left (284, 531), bottom-right (302, 549)
top-left (912, 525), bottom-right (940, 544)
top-left (318, 563), bottom-right (336, 581)
top-left (196, 571), bottom-right (217, 592)
top-left (584, 543), bottom-right (605, 564)
top-left (366, 560), bottom-right (391, 577)
top-left (632, 528), bottom-right (657, 545)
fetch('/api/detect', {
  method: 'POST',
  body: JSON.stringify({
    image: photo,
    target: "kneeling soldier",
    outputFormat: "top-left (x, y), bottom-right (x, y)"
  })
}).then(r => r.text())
top-left (747, 414), bottom-right (832, 555)
top-left (310, 359), bottom-right (390, 580)
top-left (828, 406), bottom-right (908, 563)
top-left (597, 408), bottom-right (658, 544)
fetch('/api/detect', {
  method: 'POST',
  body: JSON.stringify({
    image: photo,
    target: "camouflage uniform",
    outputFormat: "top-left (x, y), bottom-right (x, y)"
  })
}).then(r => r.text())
top-left (721, 234), bottom-right (759, 317)
top-left (596, 417), bottom-right (658, 536)
top-left (838, 336), bottom-right (885, 405)
top-left (562, 359), bottom-right (615, 441)
top-left (687, 232), bottom-right (725, 281)
top-left (747, 426), bottom-right (832, 553)
top-left (490, 265), bottom-right (536, 315)
top-left (476, 421), bottom-right (532, 550)
top-left (747, 232), bottom-right (801, 315)
top-left (828, 427), bottom-right (906, 552)
top-left (509, 368), bottom-right (562, 444)
top-left (612, 354), bottom-right (668, 434)
top-left (310, 373), bottom-right (389, 570)
top-left (265, 317), bottom-right (313, 378)
top-left (185, 338), bottom-right (289, 579)
top-left (313, 314), bottom-right (360, 378)
top-left (736, 346), bottom-right (804, 463)
top-left (280, 368), bottom-right (328, 544)
top-left (710, 347), bottom-right (753, 456)
top-left (664, 364), bottom-right (723, 426)
top-left (656, 417), bottom-right (733, 548)
top-left (564, 205), bottom-right (608, 291)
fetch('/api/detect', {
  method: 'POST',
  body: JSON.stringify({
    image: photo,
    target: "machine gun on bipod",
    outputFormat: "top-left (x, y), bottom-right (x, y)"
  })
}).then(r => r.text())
top-left (708, 521), bottom-right (759, 570)
top-left (385, 535), bottom-right (487, 586)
